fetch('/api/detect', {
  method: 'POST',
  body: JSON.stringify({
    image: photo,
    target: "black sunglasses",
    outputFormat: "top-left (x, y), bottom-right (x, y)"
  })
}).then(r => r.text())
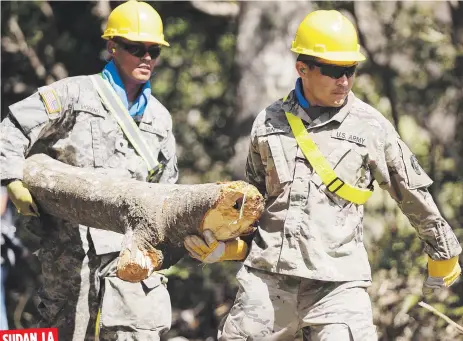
top-left (310, 61), bottom-right (357, 79)
top-left (114, 39), bottom-right (161, 59)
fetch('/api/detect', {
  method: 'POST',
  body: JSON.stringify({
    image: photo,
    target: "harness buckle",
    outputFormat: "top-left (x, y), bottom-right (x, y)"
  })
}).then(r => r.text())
top-left (148, 162), bottom-right (166, 183)
top-left (326, 177), bottom-right (345, 193)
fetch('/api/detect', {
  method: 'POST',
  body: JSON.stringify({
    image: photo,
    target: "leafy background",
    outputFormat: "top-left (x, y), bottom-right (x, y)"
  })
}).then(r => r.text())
top-left (1, 1), bottom-right (462, 340)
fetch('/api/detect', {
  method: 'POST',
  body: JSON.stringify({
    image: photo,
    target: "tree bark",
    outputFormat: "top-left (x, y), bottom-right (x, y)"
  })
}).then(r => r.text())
top-left (228, 1), bottom-right (311, 179)
top-left (23, 154), bottom-right (264, 282)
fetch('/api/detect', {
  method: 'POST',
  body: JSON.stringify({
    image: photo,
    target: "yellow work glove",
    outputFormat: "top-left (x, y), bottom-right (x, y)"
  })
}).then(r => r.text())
top-left (184, 230), bottom-right (248, 263)
top-left (423, 256), bottom-right (461, 294)
top-left (6, 180), bottom-right (39, 217)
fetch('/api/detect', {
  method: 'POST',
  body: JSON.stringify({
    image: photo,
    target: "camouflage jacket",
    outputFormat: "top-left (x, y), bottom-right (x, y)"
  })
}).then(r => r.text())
top-left (0, 75), bottom-right (178, 258)
top-left (244, 89), bottom-right (461, 281)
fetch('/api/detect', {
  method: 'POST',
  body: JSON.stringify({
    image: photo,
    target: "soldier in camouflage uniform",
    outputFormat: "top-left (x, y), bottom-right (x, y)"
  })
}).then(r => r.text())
top-left (184, 10), bottom-right (462, 341)
top-left (0, 1), bottom-right (180, 340)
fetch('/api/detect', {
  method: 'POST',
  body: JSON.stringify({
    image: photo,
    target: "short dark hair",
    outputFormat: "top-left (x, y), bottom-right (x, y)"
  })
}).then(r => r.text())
top-left (297, 55), bottom-right (318, 69)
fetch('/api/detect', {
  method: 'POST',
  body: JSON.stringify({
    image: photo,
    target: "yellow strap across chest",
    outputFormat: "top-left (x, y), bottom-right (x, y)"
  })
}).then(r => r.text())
top-left (90, 74), bottom-right (164, 181)
top-left (284, 97), bottom-right (373, 205)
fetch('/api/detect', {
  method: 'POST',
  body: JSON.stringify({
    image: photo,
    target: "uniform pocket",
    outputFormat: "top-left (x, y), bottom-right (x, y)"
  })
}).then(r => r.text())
top-left (99, 274), bottom-right (171, 336)
top-left (220, 266), bottom-right (274, 340)
top-left (327, 144), bottom-right (366, 186)
top-left (71, 104), bottom-right (114, 168)
top-left (256, 126), bottom-right (297, 197)
top-left (310, 144), bottom-right (366, 207)
top-left (139, 122), bottom-right (165, 155)
top-left (138, 122), bottom-right (170, 167)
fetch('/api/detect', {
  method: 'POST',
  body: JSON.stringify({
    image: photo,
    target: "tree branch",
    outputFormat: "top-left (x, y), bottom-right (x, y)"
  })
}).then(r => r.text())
top-left (349, 2), bottom-right (400, 131)
top-left (190, 1), bottom-right (239, 17)
top-left (418, 301), bottom-right (463, 334)
top-left (7, 15), bottom-right (51, 82)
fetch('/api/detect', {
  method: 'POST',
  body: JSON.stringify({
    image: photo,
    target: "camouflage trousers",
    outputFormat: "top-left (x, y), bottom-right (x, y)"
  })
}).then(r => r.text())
top-left (36, 224), bottom-right (171, 341)
top-left (218, 266), bottom-right (377, 341)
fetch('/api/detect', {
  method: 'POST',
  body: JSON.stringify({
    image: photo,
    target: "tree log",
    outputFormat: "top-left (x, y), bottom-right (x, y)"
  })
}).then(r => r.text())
top-left (23, 154), bottom-right (264, 282)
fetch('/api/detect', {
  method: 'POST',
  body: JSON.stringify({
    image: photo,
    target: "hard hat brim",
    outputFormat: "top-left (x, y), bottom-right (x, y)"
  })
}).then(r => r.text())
top-left (291, 48), bottom-right (366, 62)
top-left (102, 33), bottom-right (170, 47)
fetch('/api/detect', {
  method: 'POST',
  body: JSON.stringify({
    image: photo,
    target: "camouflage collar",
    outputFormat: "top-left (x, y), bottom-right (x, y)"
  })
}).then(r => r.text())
top-left (282, 89), bottom-right (355, 128)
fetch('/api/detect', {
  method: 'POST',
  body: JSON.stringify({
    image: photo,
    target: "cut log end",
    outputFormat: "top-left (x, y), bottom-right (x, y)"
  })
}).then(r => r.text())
top-left (201, 181), bottom-right (264, 240)
top-left (116, 248), bottom-right (164, 282)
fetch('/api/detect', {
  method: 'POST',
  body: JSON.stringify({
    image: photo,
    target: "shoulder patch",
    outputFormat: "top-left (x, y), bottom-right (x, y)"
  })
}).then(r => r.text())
top-left (39, 87), bottom-right (62, 118)
top-left (397, 139), bottom-right (432, 189)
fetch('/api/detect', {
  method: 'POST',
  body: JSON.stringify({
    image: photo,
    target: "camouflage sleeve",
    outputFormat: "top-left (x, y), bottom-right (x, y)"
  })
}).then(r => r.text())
top-left (158, 129), bottom-right (179, 184)
top-left (245, 123), bottom-right (267, 197)
top-left (1, 83), bottom-right (70, 181)
top-left (373, 129), bottom-right (461, 260)
top-left (1, 116), bottom-right (30, 181)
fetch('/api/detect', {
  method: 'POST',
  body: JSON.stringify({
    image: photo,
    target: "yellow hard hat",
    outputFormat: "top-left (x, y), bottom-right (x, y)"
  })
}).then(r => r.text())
top-left (102, 0), bottom-right (169, 46)
top-left (291, 10), bottom-right (365, 62)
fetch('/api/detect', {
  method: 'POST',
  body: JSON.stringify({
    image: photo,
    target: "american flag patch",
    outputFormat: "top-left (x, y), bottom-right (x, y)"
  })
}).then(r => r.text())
top-left (39, 88), bottom-right (61, 116)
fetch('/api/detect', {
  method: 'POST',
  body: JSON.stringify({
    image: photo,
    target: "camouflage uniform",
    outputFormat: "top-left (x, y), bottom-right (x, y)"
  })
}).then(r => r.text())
top-left (0, 75), bottom-right (179, 341)
top-left (219, 88), bottom-right (462, 341)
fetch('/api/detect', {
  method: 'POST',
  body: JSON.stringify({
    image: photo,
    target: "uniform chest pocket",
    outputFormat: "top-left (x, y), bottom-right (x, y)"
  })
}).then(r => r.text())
top-left (256, 125), bottom-right (297, 197)
top-left (90, 120), bottom-right (109, 167)
top-left (72, 104), bottom-right (115, 168)
top-left (139, 122), bottom-right (167, 154)
top-left (88, 117), bottom-right (123, 168)
top-left (310, 144), bottom-right (367, 207)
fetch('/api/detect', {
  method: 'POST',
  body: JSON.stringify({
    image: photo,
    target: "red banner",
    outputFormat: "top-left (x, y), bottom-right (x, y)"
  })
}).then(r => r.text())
top-left (0, 328), bottom-right (58, 341)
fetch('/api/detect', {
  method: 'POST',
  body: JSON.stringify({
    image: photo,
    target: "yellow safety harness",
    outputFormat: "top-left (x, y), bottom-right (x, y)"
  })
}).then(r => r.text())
top-left (283, 95), bottom-right (373, 205)
top-left (95, 307), bottom-right (101, 339)
top-left (90, 74), bottom-right (165, 182)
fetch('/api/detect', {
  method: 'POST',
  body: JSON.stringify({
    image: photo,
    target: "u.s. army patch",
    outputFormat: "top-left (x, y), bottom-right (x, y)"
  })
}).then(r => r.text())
top-left (39, 88), bottom-right (61, 118)
top-left (331, 130), bottom-right (366, 146)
